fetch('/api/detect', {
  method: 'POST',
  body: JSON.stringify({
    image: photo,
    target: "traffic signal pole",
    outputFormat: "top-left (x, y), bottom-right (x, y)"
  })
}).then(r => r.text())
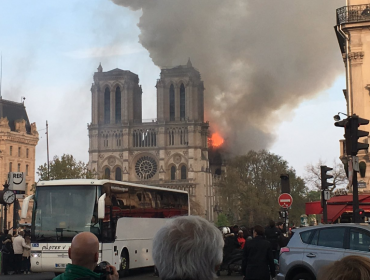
top-left (352, 165), bottom-right (360, 223)
top-left (13, 198), bottom-right (17, 231)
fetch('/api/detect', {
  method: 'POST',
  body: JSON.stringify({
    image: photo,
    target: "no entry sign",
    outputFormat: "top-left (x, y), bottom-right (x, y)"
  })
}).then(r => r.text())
top-left (278, 193), bottom-right (293, 208)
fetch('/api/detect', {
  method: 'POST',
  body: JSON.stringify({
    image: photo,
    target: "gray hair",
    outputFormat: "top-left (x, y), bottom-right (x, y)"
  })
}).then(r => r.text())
top-left (152, 215), bottom-right (224, 280)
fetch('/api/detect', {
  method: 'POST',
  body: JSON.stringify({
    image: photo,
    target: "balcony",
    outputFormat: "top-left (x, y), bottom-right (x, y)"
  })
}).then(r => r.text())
top-left (337, 5), bottom-right (370, 25)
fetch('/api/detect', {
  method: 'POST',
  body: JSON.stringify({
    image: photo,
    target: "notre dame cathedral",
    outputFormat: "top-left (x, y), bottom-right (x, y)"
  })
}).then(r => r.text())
top-left (87, 59), bottom-right (216, 221)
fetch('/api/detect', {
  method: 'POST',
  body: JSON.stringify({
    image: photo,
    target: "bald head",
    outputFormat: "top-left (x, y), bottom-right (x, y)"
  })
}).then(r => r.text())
top-left (68, 232), bottom-right (99, 270)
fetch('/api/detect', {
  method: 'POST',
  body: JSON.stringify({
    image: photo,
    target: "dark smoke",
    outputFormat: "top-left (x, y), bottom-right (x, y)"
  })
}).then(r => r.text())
top-left (111, 0), bottom-right (344, 155)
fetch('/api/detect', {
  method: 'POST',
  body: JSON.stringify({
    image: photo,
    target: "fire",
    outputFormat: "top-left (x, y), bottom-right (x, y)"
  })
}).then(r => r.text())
top-left (210, 132), bottom-right (224, 147)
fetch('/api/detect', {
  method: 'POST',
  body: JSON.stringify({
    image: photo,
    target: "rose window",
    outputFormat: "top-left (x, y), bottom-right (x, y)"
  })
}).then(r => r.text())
top-left (135, 156), bottom-right (157, 179)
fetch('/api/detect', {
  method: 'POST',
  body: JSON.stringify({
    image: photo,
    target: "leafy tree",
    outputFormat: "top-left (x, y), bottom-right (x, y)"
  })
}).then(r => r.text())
top-left (216, 150), bottom-right (308, 228)
top-left (306, 190), bottom-right (321, 202)
top-left (37, 154), bottom-right (94, 181)
top-left (215, 213), bottom-right (230, 227)
top-left (304, 159), bottom-right (348, 191)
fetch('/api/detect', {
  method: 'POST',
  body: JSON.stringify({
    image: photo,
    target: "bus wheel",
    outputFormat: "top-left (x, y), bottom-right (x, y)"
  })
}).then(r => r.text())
top-left (119, 251), bottom-right (129, 278)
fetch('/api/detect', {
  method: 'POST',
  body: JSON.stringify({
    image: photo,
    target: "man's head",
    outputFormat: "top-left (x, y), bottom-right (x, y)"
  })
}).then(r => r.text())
top-left (153, 216), bottom-right (224, 280)
top-left (68, 232), bottom-right (99, 271)
top-left (253, 225), bottom-right (265, 237)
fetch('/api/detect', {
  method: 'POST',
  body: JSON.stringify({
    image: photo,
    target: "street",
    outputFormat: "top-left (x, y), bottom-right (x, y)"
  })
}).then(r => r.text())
top-left (1, 268), bottom-right (243, 280)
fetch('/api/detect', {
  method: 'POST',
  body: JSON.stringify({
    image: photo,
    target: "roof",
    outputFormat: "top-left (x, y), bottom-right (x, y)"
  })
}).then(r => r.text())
top-left (0, 98), bottom-right (31, 133)
top-left (36, 179), bottom-right (188, 194)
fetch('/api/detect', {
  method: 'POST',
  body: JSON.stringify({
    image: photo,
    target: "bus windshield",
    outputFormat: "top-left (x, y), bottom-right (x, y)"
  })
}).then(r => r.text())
top-left (32, 185), bottom-right (101, 242)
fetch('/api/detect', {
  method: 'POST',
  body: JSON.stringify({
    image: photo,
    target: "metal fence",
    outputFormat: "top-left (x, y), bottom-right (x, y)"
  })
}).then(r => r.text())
top-left (337, 4), bottom-right (370, 25)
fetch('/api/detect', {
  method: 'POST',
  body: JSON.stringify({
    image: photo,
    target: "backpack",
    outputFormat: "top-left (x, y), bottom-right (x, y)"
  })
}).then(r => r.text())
top-left (2, 240), bottom-right (14, 255)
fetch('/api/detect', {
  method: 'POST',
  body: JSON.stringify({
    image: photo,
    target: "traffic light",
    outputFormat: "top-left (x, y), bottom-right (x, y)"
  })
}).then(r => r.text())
top-left (335, 117), bottom-right (351, 155)
top-left (350, 115), bottom-right (369, 155)
top-left (321, 166), bottom-right (333, 190)
top-left (280, 174), bottom-right (290, 194)
top-left (355, 208), bottom-right (366, 222)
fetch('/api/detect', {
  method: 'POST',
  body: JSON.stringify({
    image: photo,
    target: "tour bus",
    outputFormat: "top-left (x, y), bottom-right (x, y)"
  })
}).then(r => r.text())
top-left (21, 179), bottom-right (189, 276)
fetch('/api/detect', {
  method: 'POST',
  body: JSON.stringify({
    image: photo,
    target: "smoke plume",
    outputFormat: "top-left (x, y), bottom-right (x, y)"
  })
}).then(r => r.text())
top-left (111, 0), bottom-right (344, 155)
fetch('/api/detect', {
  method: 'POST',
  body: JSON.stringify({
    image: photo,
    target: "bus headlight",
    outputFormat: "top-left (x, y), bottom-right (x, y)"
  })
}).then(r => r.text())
top-left (32, 252), bottom-right (41, 258)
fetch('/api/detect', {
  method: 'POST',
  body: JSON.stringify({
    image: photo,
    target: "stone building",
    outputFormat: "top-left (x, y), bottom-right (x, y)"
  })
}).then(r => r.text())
top-left (88, 60), bottom-right (216, 221)
top-left (0, 98), bottom-right (39, 228)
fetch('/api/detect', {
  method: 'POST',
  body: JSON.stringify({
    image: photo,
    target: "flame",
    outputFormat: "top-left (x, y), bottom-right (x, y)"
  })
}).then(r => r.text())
top-left (210, 132), bottom-right (224, 147)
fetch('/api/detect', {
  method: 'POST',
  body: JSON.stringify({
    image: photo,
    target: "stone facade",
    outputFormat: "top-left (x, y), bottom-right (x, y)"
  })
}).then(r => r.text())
top-left (336, 1), bottom-right (370, 192)
top-left (88, 60), bottom-right (216, 221)
top-left (0, 99), bottom-right (39, 228)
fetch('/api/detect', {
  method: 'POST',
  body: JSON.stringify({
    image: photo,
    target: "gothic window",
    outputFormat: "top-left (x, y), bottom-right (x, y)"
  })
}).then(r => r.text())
top-left (105, 168), bottom-right (111, 179)
top-left (115, 167), bottom-right (122, 181)
top-left (18, 163), bottom-right (21, 172)
top-left (181, 165), bottom-right (187, 180)
top-left (26, 148), bottom-right (29, 158)
top-left (26, 165), bottom-right (29, 176)
top-left (171, 166), bottom-right (176, 181)
top-left (135, 156), bottom-right (157, 180)
top-left (171, 131), bottom-right (174, 145)
top-left (115, 87), bottom-right (121, 123)
top-left (18, 147), bottom-right (21, 157)
top-left (9, 162), bottom-right (12, 172)
top-left (104, 87), bottom-right (110, 124)
top-left (169, 84), bottom-right (175, 121)
top-left (180, 83), bottom-right (185, 120)
top-left (10, 146), bottom-right (12, 156)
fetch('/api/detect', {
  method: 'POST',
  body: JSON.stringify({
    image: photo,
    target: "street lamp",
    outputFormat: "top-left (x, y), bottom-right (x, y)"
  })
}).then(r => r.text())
top-left (333, 112), bottom-right (348, 121)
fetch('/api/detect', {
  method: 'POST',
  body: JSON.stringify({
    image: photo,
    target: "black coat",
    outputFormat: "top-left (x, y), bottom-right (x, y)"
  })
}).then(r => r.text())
top-left (242, 235), bottom-right (275, 280)
top-left (265, 226), bottom-right (280, 251)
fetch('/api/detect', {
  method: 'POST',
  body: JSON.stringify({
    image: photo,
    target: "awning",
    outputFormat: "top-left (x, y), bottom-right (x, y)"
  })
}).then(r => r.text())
top-left (305, 201), bottom-right (322, 215)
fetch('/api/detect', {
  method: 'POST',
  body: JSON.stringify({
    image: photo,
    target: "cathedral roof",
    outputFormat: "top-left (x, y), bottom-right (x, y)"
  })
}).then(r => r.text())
top-left (0, 98), bottom-right (31, 133)
top-left (94, 66), bottom-right (139, 83)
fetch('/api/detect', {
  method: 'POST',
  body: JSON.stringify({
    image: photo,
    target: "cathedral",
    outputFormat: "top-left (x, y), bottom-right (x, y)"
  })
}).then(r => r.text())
top-left (88, 60), bottom-right (216, 221)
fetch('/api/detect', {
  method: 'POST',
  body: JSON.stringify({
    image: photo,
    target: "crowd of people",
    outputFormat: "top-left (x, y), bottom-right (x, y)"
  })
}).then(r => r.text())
top-left (3, 217), bottom-right (370, 280)
top-left (0, 228), bottom-right (31, 275)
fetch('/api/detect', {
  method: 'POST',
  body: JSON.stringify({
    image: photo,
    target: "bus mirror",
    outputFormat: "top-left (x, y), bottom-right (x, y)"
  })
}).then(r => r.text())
top-left (98, 193), bottom-right (106, 219)
top-left (21, 195), bottom-right (34, 219)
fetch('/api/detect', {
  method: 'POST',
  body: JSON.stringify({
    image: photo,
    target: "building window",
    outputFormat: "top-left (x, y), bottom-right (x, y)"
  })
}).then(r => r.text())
top-left (18, 147), bottom-right (21, 157)
top-left (181, 165), bottom-right (187, 180)
top-left (104, 87), bottom-right (110, 124)
top-left (26, 148), bottom-right (29, 158)
top-left (26, 165), bottom-right (29, 176)
top-left (169, 84), bottom-right (175, 121)
top-left (9, 162), bottom-right (12, 172)
top-left (180, 83), bottom-right (185, 120)
top-left (104, 168), bottom-right (110, 179)
top-left (18, 163), bottom-right (21, 172)
top-left (171, 166), bottom-right (176, 180)
top-left (115, 87), bottom-right (121, 123)
top-left (115, 167), bottom-right (122, 181)
top-left (10, 146), bottom-right (12, 156)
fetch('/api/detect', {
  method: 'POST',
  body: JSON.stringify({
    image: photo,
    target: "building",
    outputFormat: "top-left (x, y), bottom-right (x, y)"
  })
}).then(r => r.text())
top-left (0, 98), bottom-right (39, 229)
top-left (88, 60), bottom-right (216, 221)
top-left (335, 1), bottom-right (370, 192)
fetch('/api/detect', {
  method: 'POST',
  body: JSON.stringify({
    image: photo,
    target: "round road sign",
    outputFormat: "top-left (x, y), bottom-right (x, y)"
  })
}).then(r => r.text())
top-left (278, 193), bottom-right (293, 208)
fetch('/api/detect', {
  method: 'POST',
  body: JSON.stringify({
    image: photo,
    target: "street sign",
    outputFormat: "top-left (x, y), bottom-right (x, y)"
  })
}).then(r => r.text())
top-left (359, 181), bottom-right (367, 188)
top-left (8, 172), bottom-right (26, 191)
top-left (278, 193), bottom-right (293, 208)
top-left (324, 190), bottom-right (331, 201)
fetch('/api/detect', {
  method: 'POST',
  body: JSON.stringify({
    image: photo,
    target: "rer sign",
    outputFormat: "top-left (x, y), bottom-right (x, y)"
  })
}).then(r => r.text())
top-left (278, 193), bottom-right (293, 208)
top-left (8, 172), bottom-right (26, 191)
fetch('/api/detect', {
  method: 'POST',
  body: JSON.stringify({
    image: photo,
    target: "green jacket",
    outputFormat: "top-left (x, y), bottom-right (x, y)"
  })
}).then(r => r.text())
top-left (53, 264), bottom-right (102, 280)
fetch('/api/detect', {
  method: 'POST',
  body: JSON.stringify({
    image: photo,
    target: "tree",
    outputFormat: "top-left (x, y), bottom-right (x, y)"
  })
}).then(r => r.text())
top-left (304, 159), bottom-right (348, 191)
top-left (37, 154), bottom-right (94, 181)
top-left (215, 213), bottom-right (230, 227)
top-left (216, 150), bottom-right (308, 228)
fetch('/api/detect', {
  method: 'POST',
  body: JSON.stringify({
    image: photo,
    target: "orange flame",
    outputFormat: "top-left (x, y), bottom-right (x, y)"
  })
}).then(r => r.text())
top-left (210, 132), bottom-right (224, 147)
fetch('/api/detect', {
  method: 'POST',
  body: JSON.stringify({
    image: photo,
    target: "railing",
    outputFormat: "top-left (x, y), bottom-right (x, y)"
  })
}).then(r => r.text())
top-left (137, 180), bottom-right (196, 196)
top-left (337, 5), bottom-right (370, 25)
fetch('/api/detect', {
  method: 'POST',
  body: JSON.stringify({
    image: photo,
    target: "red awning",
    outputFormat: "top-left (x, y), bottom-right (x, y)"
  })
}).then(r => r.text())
top-left (326, 204), bottom-right (347, 223)
top-left (306, 201), bottom-right (322, 215)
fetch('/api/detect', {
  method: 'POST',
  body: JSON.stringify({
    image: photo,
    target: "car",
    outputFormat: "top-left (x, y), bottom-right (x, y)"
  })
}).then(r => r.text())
top-left (277, 223), bottom-right (370, 280)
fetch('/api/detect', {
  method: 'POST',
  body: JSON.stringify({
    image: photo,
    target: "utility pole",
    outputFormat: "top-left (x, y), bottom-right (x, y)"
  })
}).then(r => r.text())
top-left (46, 120), bottom-right (50, 180)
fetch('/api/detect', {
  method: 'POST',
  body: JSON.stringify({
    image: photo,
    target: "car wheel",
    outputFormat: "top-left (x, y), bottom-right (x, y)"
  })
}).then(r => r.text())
top-left (119, 251), bottom-right (129, 278)
top-left (292, 272), bottom-right (314, 280)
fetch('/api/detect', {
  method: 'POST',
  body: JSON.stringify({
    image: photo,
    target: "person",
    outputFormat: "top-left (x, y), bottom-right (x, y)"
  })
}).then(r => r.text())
top-left (265, 220), bottom-right (280, 260)
top-left (152, 215), bottom-right (224, 280)
top-left (13, 231), bottom-right (30, 274)
top-left (237, 230), bottom-right (246, 249)
top-left (53, 232), bottom-right (118, 280)
top-left (318, 255), bottom-right (370, 280)
top-left (2, 230), bottom-right (14, 275)
top-left (242, 225), bottom-right (275, 280)
top-left (22, 235), bottom-right (31, 274)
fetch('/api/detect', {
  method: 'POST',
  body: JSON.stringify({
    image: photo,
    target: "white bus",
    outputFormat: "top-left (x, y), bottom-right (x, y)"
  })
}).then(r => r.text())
top-left (21, 179), bottom-right (189, 276)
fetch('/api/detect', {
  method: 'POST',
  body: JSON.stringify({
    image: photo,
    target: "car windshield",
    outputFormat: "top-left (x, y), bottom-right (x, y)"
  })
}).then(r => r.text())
top-left (32, 185), bottom-right (101, 242)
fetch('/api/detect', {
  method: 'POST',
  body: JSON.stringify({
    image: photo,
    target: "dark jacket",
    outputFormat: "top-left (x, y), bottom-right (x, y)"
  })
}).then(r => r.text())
top-left (264, 226), bottom-right (280, 251)
top-left (52, 264), bottom-right (102, 280)
top-left (242, 235), bottom-right (275, 280)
